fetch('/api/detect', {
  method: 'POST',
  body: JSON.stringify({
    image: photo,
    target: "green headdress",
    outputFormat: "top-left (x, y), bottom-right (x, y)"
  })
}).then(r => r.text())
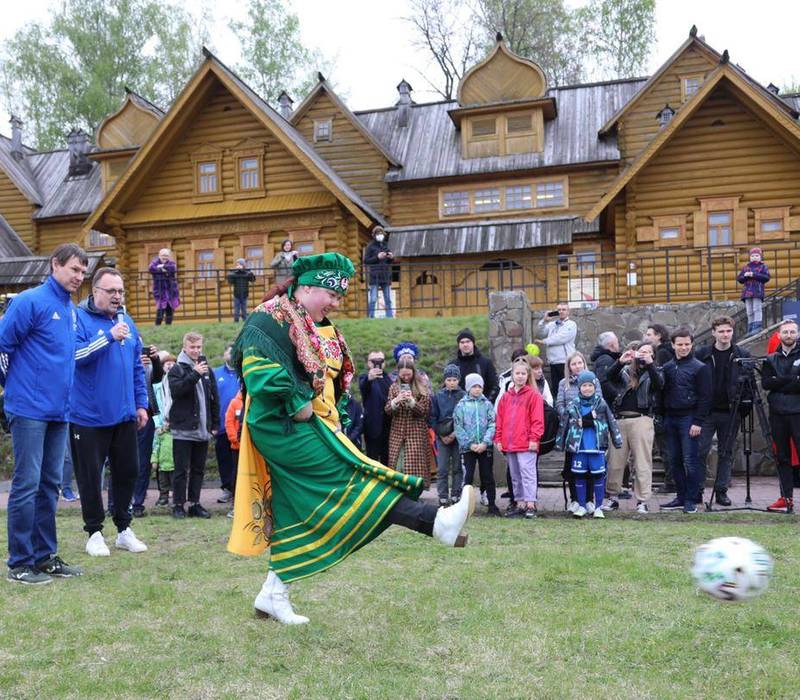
top-left (291, 252), bottom-right (355, 296)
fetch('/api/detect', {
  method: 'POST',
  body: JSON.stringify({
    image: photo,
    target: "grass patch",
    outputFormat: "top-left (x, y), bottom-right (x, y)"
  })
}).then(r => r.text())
top-left (2, 509), bottom-right (799, 699)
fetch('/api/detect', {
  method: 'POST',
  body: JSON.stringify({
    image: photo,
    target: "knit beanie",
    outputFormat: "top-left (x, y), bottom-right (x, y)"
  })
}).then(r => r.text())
top-left (749, 247), bottom-right (762, 257)
top-left (443, 364), bottom-right (461, 381)
top-left (577, 370), bottom-right (596, 387)
top-left (465, 373), bottom-right (484, 392)
top-left (457, 328), bottom-right (476, 344)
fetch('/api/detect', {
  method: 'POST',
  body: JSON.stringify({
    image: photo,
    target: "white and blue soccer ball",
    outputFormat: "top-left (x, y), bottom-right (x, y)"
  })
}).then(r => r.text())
top-left (692, 537), bottom-right (774, 601)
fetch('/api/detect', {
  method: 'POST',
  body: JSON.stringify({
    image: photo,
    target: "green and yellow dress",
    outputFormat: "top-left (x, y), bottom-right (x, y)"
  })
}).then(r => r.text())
top-left (227, 294), bottom-right (424, 583)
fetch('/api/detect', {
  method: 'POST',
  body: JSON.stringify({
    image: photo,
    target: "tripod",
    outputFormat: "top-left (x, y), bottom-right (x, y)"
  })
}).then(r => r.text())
top-left (704, 363), bottom-right (771, 512)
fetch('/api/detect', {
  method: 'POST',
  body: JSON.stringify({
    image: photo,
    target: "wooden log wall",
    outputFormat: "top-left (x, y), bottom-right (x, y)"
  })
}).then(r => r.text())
top-left (0, 169), bottom-right (36, 252)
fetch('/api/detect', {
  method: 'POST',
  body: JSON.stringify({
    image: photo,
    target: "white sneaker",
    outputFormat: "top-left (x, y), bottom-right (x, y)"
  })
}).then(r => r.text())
top-left (593, 507), bottom-right (605, 519)
top-left (115, 527), bottom-right (148, 553)
top-left (636, 502), bottom-right (649, 514)
top-left (433, 484), bottom-right (476, 546)
top-left (86, 531), bottom-right (110, 557)
top-left (479, 491), bottom-right (489, 507)
top-left (585, 502), bottom-right (596, 515)
top-left (568, 500), bottom-right (579, 514)
top-left (254, 570), bottom-right (309, 625)
top-left (572, 505), bottom-right (587, 518)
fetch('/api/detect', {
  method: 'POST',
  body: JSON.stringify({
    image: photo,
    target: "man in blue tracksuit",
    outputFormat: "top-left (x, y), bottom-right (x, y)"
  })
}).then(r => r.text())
top-left (213, 343), bottom-right (240, 504)
top-left (0, 243), bottom-right (88, 584)
top-left (70, 267), bottom-right (150, 557)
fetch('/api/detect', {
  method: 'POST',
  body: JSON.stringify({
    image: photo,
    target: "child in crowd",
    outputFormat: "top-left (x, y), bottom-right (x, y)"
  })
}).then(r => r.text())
top-left (454, 373), bottom-right (499, 515)
top-left (737, 247), bottom-right (771, 335)
top-left (224, 389), bottom-right (243, 518)
top-left (151, 352), bottom-right (176, 506)
top-left (557, 370), bottom-right (622, 519)
top-left (495, 359), bottom-right (544, 519)
top-left (528, 356), bottom-right (554, 407)
top-left (431, 364), bottom-right (466, 506)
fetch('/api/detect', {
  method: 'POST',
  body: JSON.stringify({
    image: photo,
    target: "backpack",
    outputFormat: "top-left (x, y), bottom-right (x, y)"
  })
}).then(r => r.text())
top-left (538, 402), bottom-right (559, 456)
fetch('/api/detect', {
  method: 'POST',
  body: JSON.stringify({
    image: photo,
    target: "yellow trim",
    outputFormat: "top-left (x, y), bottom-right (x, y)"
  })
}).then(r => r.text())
top-left (242, 362), bottom-right (281, 377)
top-left (271, 479), bottom-right (359, 546)
top-left (271, 473), bottom-right (357, 538)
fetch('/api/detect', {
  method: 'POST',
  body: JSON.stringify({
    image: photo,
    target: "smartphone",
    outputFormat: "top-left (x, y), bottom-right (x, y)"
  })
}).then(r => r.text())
top-left (547, 309), bottom-right (559, 317)
top-left (400, 383), bottom-right (411, 392)
top-left (198, 354), bottom-right (207, 364)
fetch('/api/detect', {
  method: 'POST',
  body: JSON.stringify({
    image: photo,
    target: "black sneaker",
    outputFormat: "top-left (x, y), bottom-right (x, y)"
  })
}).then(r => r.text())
top-left (155, 494), bottom-right (169, 506)
top-left (487, 504), bottom-right (502, 517)
top-left (661, 497), bottom-right (684, 510)
top-left (505, 505), bottom-right (524, 518)
top-left (715, 491), bottom-right (732, 507)
top-left (439, 498), bottom-right (450, 507)
top-left (188, 503), bottom-right (211, 519)
top-left (35, 555), bottom-right (83, 578)
top-left (683, 502), bottom-right (698, 514)
top-left (7, 565), bottom-right (52, 585)
top-left (524, 507), bottom-right (537, 519)
top-left (172, 504), bottom-right (186, 519)
top-left (617, 490), bottom-right (633, 500)
top-left (132, 505), bottom-right (147, 518)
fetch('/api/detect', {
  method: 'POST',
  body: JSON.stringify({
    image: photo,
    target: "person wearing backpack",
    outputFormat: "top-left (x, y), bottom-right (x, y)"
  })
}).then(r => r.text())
top-left (430, 365), bottom-right (466, 506)
top-left (604, 342), bottom-right (663, 514)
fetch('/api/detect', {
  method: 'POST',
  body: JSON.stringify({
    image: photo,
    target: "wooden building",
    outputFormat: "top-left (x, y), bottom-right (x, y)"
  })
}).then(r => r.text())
top-left (2, 28), bottom-right (800, 319)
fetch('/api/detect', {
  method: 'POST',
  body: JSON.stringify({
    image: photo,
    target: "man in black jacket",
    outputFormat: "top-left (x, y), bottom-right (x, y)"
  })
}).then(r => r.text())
top-left (660, 327), bottom-right (712, 514)
top-left (227, 258), bottom-right (256, 322)
top-left (761, 319), bottom-right (800, 513)
top-left (591, 331), bottom-right (623, 406)
top-left (364, 227), bottom-right (394, 318)
top-left (695, 316), bottom-right (750, 507)
top-left (358, 350), bottom-right (392, 464)
top-left (451, 328), bottom-right (499, 402)
top-left (167, 332), bottom-right (220, 519)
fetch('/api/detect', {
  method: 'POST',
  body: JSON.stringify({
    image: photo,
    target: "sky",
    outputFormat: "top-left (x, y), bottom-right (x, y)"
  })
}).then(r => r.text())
top-left (1, 0), bottom-right (799, 140)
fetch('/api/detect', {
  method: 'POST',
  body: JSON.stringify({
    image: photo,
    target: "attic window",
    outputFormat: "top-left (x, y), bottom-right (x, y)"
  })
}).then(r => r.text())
top-left (536, 181), bottom-right (564, 207)
top-left (197, 161), bottom-right (219, 194)
top-left (88, 231), bottom-right (115, 248)
top-left (506, 185), bottom-right (532, 210)
top-left (506, 114), bottom-right (532, 133)
top-left (681, 74), bottom-right (704, 101)
top-left (314, 118), bottom-right (332, 142)
top-left (471, 118), bottom-right (496, 138)
top-left (474, 188), bottom-right (501, 212)
top-left (239, 157), bottom-right (260, 190)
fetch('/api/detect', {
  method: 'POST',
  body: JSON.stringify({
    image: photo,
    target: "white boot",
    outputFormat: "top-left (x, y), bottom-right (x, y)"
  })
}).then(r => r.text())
top-left (86, 531), bottom-right (110, 557)
top-left (433, 484), bottom-right (476, 547)
top-left (254, 570), bottom-right (309, 625)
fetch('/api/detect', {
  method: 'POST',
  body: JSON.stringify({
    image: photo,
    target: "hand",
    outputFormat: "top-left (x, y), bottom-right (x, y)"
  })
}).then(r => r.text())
top-left (194, 361), bottom-right (209, 375)
top-left (141, 354), bottom-right (152, 367)
top-left (368, 367), bottom-right (384, 380)
top-left (399, 390), bottom-right (413, 402)
top-left (110, 322), bottom-right (129, 342)
top-left (476, 443), bottom-right (487, 454)
top-left (689, 424), bottom-right (702, 438)
top-left (529, 440), bottom-right (539, 453)
top-left (620, 350), bottom-right (636, 364)
top-left (293, 402), bottom-right (313, 422)
top-left (638, 351), bottom-right (653, 365)
top-left (496, 442), bottom-right (503, 452)
top-left (136, 408), bottom-right (149, 430)
top-left (148, 345), bottom-right (159, 357)
top-left (745, 271), bottom-right (753, 277)
top-left (470, 443), bottom-right (480, 452)
top-left (378, 252), bottom-right (387, 260)
top-left (386, 252), bottom-right (394, 259)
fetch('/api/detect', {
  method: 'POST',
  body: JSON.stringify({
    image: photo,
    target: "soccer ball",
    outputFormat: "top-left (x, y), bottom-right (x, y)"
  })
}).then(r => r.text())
top-left (692, 537), bottom-right (774, 601)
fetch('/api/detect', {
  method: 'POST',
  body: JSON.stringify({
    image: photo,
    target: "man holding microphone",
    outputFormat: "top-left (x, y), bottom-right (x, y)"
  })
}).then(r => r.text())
top-left (70, 268), bottom-right (149, 556)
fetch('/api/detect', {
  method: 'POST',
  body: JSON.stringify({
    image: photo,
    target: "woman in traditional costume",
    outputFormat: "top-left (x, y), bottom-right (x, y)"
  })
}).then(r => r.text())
top-left (227, 253), bottom-right (475, 624)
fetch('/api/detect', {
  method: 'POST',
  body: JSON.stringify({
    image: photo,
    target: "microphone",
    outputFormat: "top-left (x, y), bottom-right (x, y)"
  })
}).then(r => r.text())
top-left (116, 305), bottom-right (126, 345)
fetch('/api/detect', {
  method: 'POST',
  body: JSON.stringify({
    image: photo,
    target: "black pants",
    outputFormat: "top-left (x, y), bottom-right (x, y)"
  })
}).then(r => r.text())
top-left (215, 432), bottom-right (235, 492)
top-left (769, 412), bottom-right (800, 500)
top-left (463, 451), bottom-right (496, 505)
top-left (230, 449), bottom-right (239, 495)
top-left (384, 496), bottom-right (438, 536)
top-left (71, 420), bottom-right (138, 535)
top-left (155, 305), bottom-right (174, 325)
top-left (365, 434), bottom-right (390, 465)
top-left (549, 363), bottom-right (565, 396)
top-left (172, 439), bottom-right (209, 505)
top-left (654, 418), bottom-right (674, 486)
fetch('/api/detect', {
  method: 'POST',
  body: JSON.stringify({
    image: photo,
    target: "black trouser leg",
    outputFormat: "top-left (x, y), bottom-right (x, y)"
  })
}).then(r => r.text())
top-left (187, 440), bottom-right (208, 503)
top-left (71, 423), bottom-right (114, 535)
top-left (549, 363), bottom-right (565, 397)
top-left (770, 412), bottom-right (800, 500)
top-left (562, 452), bottom-right (577, 501)
top-left (365, 435), bottom-right (390, 465)
top-left (155, 307), bottom-right (164, 325)
top-left (505, 464), bottom-right (515, 502)
top-left (384, 496), bottom-right (439, 536)
top-left (215, 432), bottom-right (234, 492)
top-left (476, 451), bottom-right (496, 505)
top-left (165, 305), bottom-right (174, 325)
top-left (462, 452), bottom-right (477, 489)
top-left (107, 421), bottom-right (139, 533)
top-left (172, 439), bottom-right (192, 506)
top-left (230, 449), bottom-right (239, 496)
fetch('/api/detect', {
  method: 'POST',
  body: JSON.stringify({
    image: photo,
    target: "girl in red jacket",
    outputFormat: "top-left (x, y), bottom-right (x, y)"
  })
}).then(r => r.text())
top-left (496, 359), bottom-right (545, 518)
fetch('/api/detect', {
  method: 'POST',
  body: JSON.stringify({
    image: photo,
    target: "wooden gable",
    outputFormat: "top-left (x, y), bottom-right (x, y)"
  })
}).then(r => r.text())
top-left (96, 94), bottom-right (161, 150)
top-left (0, 168), bottom-right (36, 251)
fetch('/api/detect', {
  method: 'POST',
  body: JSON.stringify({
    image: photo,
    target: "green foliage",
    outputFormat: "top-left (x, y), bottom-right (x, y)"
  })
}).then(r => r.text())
top-left (0, 0), bottom-right (206, 149)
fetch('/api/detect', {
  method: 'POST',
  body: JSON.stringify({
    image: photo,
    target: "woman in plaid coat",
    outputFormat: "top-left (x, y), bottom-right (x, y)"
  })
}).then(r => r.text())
top-left (385, 356), bottom-right (433, 487)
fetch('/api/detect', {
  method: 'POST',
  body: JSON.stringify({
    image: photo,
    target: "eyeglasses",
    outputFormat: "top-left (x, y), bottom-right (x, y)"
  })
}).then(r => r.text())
top-left (95, 286), bottom-right (125, 296)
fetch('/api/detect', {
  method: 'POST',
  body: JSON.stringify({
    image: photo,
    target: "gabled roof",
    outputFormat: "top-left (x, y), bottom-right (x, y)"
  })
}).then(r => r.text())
top-left (0, 135), bottom-right (43, 204)
top-left (290, 77), bottom-right (401, 167)
top-left (84, 50), bottom-right (385, 234)
top-left (585, 63), bottom-right (800, 222)
top-left (0, 213), bottom-right (33, 257)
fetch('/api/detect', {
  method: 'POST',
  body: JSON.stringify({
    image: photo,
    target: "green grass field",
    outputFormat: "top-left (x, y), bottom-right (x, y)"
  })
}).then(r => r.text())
top-left (2, 509), bottom-right (799, 699)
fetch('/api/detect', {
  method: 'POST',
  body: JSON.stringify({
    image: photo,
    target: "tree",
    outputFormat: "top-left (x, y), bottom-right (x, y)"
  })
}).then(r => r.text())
top-left (0, 0), bottom-right (206, 149)
top-left (231, 0), bottom-right (325, 103)
top-left (580, 0), bottom-right (656, 80)
top-left (406, 0), bottom-right (481, 100)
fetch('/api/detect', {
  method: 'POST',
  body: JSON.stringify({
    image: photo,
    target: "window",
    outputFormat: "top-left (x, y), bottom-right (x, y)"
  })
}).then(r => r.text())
top-left (88, 230), bottom-right (115, 248)
top-left (196, 249), bottom-right (215, 278)
top-left (659, 227), bottom-right (680, 240)
top-left (761, 219), bottom-right (782, 234)
top-left (708, 211), bottom-right (733, 246)
top-left (681, 74), bottom-right (704, 101)
top-left (442, 190), bottom-right (470, 216)
top-left (313, 118), bottom-right (332, 142)
top-left (245, 245), bottom-right (264, 275)
top-left (505, 185), bottom-right (532, 210)
top-left (239, 157), bottom-right (260, 190)
top-left (506, 114), bottom-right (532, 133)
top-left (471, 118), bottom-right (496, 138)
top-left (473, 188), bottom-right (501, 213)
top-left (198, 162), bottom-right (218, 194)
top-left (536, 181), bottom-right (564, 207)
top-left (575, 251), bottom-right (597, 274)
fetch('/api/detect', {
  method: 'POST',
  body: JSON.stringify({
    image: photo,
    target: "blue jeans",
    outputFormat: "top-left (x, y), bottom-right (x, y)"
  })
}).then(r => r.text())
top-left (6, 414), bottom-right (68, 568)
top-left (367, 284), bottom-right (393, 318)
top-left (665, 414), bottom-right (703, 506)
top-left (233, 296), bottom-right (248, 322)
top-left (133, 418), bottom-right (155, 508)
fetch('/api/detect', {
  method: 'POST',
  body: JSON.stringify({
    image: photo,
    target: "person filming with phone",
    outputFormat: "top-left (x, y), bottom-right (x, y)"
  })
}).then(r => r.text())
top-left (358, 350), bottom-right (393, 464)
top-left (167, 332), bottom-right (220, 519)
top-left (536, 302), bottom-right (578, 395)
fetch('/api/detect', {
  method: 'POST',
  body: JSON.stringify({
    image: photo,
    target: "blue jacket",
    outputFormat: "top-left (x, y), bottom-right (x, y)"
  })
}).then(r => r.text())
top-left (69, 297), bottom-right (148, 427)
top-left (214, 363), bottom-right (240, 427)
top-left (0, 276), bottom-right (77, 421)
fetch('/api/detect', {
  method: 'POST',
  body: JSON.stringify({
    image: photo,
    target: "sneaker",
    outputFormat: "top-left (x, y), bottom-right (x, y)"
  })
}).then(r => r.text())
top-left (227, 509), bottom-right (235, 519)
top-left (766, 497), bottom-right (788, 513)
top-left (567, 500), bottom-right (580, 514)
top-left (172, 504), bottom-right (186, 519)
top-left (187, 503), bottom-right (211, 519)
top-left (593, 507), bottom-right (605, 519)
top-left (116, 527), bottom-right (148, 553)
top-left (86, 531), bottom-right (110, 557)
top-left (683, 502), bottom-right (698, 514)
top-left (155, 494), bottom-right (169, 506)
top-left (35, 555), bottom-right (83, 578)
top-left (439, 498), bottom-right (450, 507)
top-left (505, 505), bottom-right (524, 518)
top-left (132, 505), bottom-right (147, 518)
top-left (217, 488), bottom-right (233, 504)
top-left (636, 501), bottom-right (649, 514)
top-left (601, 499), bottom-right (619, 511)
top-left (500, 491), bottom-right (510, 499)
top-left (617, 490), bottom-right (633, 500)
top-left (715, 491), bottom-right (732, 507)
top-left (7, 566), bottom-right (52, 585)
top-left (585, 502), bottom-right (596, 515)
top-left (449, 495), bottom-right (461, 505)
top-left (661, 497), bottom-right (684, 510)
top-left (524, 506), bottom-right (537, 519)
top-left (487, 504), bottom-right (502, 517)
top-left (572, 505), bottom-right (587, 518)
top-left (61, 487), bottom-right (79, 502)
top-left (480, 491), bottom-right (489, 507)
